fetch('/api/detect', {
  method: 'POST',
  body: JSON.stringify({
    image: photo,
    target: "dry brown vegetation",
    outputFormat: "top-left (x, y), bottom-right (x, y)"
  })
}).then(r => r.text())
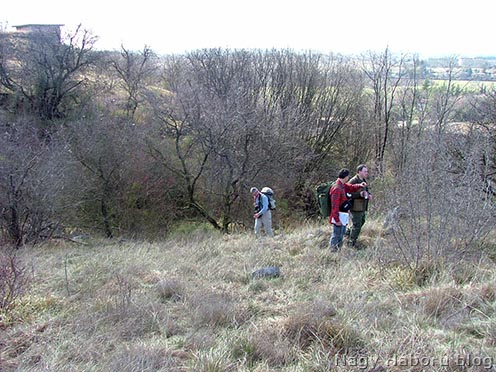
top-left (1, 29), bottom-right (495, 372)
top-left (1, 220), bottom-right (495, 371)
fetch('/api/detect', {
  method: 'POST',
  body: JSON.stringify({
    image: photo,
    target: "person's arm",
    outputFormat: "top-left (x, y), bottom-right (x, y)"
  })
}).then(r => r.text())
top-left (345, 182), bottom-right (366, 194)
top-left (257, 194), bottom-right (269, 215)
top-left (329, 187), bottom-right (341, 224)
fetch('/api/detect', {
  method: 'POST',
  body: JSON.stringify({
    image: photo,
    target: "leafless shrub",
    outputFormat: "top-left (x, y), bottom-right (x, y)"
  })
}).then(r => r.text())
top-left (0, 249), bottom-right (30, 313)
top-left (388, 131), bottom-right (496, 269)
top-left (2, 329), bottom-right (32, 360)
top-left (111, 273), bottom-right (133, 310)
top-left (0, 119), bottom-right (65, 246)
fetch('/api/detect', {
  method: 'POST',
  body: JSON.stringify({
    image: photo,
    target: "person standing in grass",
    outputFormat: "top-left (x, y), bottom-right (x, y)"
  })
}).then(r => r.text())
top-left (329, 169), bottom-right (366, 252)
top-left (346, 164), bottom-right (372, 249)
top-left (250, 187), bottom-right (274, 238)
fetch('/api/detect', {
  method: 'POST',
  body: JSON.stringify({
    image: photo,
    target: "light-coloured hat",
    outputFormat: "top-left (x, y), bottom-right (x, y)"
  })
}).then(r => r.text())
top-left (250, 187), bottom-right (258, 193)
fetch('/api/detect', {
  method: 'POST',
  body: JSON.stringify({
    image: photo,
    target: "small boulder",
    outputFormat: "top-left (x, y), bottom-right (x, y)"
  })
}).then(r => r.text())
top-left (251, 266), bottom-right (280, 279)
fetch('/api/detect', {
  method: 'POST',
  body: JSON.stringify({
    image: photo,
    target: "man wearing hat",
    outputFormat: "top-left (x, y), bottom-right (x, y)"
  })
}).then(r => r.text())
top-left (250, 187), bottom-right (274, 238)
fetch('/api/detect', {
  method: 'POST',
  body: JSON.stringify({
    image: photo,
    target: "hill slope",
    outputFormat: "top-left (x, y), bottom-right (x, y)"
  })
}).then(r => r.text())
top-left (1, 221), bottom-right (495, 371)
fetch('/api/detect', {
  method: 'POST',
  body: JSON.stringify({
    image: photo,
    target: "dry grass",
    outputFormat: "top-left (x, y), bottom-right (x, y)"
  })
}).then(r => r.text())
top-left (0, 220), bottom-right (495, 371)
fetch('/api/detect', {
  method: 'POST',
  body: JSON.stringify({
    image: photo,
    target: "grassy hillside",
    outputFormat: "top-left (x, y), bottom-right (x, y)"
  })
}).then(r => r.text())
top-left (1, 220), bottom-right (495, 371)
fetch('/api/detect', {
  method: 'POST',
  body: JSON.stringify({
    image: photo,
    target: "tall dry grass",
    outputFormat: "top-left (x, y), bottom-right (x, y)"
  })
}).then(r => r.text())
top-left (0, 220), bottom-right (495, 371)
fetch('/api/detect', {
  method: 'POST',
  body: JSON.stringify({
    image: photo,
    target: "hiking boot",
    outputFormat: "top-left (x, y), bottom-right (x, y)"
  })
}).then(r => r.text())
top-left (353, 241), bottom-right (366, 250)
top-left (329, 245), bottom-right (339, 252)
top-left (348, 240), bottom-right (366, 250)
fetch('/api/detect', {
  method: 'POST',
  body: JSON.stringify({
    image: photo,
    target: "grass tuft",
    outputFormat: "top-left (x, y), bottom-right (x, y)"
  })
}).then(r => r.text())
top-left (155, 278), bottom-right (185, 302)
top-left (1, 220), bottom-right (495, 371)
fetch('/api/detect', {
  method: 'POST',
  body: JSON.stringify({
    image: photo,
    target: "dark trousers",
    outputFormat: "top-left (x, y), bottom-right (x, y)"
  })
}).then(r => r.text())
top-left (348, 211), bottom-right (366, 243)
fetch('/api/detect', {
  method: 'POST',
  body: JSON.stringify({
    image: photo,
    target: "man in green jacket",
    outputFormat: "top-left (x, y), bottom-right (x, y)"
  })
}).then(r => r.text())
top-left (347, 164), bottom-right (372, 248)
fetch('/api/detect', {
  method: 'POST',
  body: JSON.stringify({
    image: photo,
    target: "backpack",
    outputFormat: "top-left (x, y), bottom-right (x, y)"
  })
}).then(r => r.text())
top-left (315, 181), bottom-right (334, 217)
top-left (315, 181), bottom-right (352, 217)
top-left (261, 187), bottom-right (276, 210)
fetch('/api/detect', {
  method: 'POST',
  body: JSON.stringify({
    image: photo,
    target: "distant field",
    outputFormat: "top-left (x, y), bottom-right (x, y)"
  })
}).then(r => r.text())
top-left (432, 79), bottom-right (496, 91)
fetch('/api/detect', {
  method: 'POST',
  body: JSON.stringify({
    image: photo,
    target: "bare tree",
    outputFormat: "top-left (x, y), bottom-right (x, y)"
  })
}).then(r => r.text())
top-left (261, 51), bottom-right (364, 172)
top-left (63, 115), bottom-right (134, 238)
top-left (471, 87), bottom-right (496, 196)
top-left (146, 50), bottom-right (265, 232)
top-left (109, 45), bottom-right (157, 121)
top-left (430, 58), bottom-right (465, 136)
top-left (391, 57), bottom-right (465, 174)
top-left (389, 54), bottom-right (425, 173)
top-left (0, 248), bottom-right (30, 313)
top-left (0, 117), bottom-right (64, 246)
top-left (0, 24), bottom-right (97, 125)
top-left (361, 48), bottom-right (407, 173)
top-left (145, 49), bottom-right (370, 229)
top-left (389, 129), bottom-right (495, 268)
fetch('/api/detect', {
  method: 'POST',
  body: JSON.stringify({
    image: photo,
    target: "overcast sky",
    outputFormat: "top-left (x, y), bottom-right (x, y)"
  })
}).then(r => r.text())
top-left (2, 0), bottom-right (494, 57)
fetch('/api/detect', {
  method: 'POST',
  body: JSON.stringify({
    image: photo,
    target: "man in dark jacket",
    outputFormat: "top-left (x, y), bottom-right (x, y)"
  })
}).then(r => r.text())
top-left (347, 164), bottom-right (372, 248)
top-left (329, 168), bottom-right (367, 252)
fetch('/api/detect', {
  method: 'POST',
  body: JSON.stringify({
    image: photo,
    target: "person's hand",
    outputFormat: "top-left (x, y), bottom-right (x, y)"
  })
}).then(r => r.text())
top-left (335, 221), bottom-right (342, 226)
top-left (254, 213), bottom-right (260, 219)
top-left (359, 182), bottom-right (367, 187)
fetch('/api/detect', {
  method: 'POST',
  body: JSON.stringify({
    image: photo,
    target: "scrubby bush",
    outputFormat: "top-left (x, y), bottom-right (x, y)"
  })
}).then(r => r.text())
top-left (387, 131), bottom-right (496, 268)
top-left (0, 250), bottom-right (30, 314)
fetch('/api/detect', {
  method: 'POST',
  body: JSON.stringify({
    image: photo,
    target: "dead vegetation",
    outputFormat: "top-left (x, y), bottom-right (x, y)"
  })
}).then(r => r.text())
top-left (0, 221), bottom-right (495, 371)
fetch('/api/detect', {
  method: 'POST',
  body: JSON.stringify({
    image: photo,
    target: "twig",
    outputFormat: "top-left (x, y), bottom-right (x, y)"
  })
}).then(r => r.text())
top-left (64, 254), bottom-right (71, 297)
